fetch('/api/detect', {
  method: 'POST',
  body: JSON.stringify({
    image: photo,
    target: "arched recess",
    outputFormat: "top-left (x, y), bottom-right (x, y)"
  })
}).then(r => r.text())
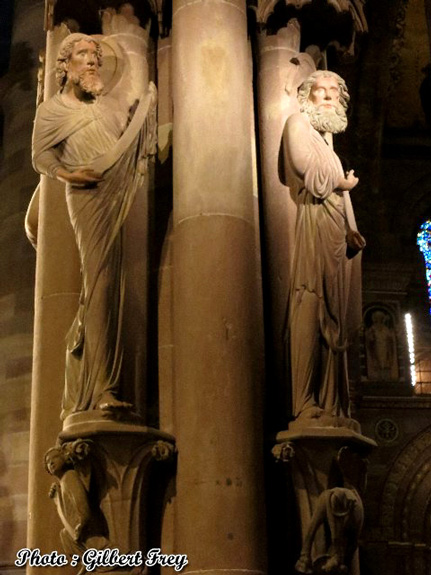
top-left (362, 303), bottom-right (401, 382)
top-left (380, 425), bottom-right (431, 544)
top-left (393, 174), bottom-right (431, 248)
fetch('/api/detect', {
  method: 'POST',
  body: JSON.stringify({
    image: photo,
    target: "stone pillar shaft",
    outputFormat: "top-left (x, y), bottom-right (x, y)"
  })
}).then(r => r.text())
top-left (27, 24), bottom-right (81, 575)
top-left (255, 24), bottom-right (315, 429)
top-left (172, 1), bottom-right (266, 573)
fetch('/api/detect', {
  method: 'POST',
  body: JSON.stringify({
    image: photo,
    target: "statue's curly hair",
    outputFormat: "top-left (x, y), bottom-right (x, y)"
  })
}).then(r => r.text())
top-left (56, 33), bottom-right (103, 89)
top-left (297, 70), bottom-right (350, 111)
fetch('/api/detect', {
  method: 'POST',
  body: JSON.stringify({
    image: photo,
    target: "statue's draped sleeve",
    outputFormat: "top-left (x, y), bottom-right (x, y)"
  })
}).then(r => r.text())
top-left (32, 94), bottom-right (96, 178)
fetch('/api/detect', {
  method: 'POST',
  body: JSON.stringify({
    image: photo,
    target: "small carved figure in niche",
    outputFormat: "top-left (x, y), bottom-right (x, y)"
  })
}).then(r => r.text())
top-left (45, 442), bottom-right (110, 570)
top-left (32, 33), bottom-right (157, 420)
top-left (364, 309), bottom-right (398, 381)
top-left (295, 447), bottom-right (366, 575)
top-left (283, 70), bottom-right (365, 423)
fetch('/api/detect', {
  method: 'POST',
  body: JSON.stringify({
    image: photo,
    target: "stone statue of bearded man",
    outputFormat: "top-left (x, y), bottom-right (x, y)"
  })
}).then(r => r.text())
top-left (283, 70), bottom-right (365, 427)
top-left (32, 33), bottom-right (156, 421)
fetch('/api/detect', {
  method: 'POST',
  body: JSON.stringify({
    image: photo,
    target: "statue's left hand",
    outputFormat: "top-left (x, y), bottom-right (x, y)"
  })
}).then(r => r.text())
top-left (55, 167), bottom-right (103, 187)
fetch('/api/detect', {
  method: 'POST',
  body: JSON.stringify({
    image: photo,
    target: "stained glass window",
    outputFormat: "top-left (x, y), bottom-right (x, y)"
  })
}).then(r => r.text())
top-left (417, 220), bottom-right (431, 313)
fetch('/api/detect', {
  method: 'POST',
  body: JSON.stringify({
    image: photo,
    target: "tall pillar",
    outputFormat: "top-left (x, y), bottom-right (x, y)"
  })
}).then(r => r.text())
top-left (26, 9), bottom-right (162, 572)
top-left (0, 0), bottom-right (44, 568)
top-left (172, 1), bottom-right (266, 574)
top-left (254, 4), bottom-right (374, 573)
top-left (156, 32), bottom-right (176, 564)
top-left (27, 22), bottom-right (81, 575)
top-left (255, 21), bottom-right (316, 431)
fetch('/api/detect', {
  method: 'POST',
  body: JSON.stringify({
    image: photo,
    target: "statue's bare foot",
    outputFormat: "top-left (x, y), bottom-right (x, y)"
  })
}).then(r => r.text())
top-left (295, 555), bottom-right (312, 574)
top-left (97, 393), bottom-right (133, 411)
top-left (322, 555), bottom-right (347, 574)
top-left (301, 406), bottom-right (323, 419)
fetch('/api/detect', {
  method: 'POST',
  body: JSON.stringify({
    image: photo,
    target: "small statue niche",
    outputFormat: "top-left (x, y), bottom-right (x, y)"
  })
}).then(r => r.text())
top-left (364, 307), bottom-right (399, 382)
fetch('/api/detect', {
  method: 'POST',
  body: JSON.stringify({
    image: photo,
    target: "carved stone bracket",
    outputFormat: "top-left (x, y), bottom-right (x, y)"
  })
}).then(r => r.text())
top-left (272, 428), bottom-right (376, 575)
top-left (45, 421), bottom-right (176, 568)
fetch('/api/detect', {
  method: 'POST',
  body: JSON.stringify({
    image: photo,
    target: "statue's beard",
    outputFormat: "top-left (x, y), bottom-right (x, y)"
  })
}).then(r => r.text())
top-left (70, 69), bottom-right (104, 97)
top-left (301, 101), bottom-right (348, 134)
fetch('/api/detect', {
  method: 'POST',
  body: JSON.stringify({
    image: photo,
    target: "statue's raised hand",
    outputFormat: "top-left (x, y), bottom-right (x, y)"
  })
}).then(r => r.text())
top-left (338, 169), bottom-right (359, 191)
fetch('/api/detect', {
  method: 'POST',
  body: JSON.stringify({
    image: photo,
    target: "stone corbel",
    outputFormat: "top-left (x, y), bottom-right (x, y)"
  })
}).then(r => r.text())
top-left (295, 446), bottom-right (368, 575)
top-left (46, 428), bottom-right (176, 565)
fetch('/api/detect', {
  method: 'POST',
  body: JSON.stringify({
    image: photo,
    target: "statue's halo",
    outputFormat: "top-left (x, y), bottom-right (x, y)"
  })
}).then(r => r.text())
top-left (93, 34), bottom-right (125, 95)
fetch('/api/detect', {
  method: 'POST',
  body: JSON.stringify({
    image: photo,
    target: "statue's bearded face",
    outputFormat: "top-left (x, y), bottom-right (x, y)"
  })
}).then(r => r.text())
top-left (66, 39), bottom-right (104, 97)
top-left (302, 76), bottom-right (347, 134)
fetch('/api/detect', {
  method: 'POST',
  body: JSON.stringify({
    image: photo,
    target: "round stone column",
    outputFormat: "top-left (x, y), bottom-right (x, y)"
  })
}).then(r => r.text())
top-left (172, 2), bottom-right (266, 574)
top-left (255, 22), bottom-right (316, 431)
top-left (0, 0), bottom-right (44, 567)
top-left (26, 23), bottom-right (81, 575)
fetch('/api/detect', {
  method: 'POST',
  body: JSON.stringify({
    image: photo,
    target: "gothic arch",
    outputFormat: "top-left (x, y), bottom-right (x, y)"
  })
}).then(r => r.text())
top-left (380, 425), bottom-right (431, 544)
top-left (393, 173), bottom-right (431, 246)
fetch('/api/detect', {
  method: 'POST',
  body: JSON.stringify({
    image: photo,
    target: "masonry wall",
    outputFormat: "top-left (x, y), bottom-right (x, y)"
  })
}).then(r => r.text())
top-left (0, 0), bottom-right (44, 570)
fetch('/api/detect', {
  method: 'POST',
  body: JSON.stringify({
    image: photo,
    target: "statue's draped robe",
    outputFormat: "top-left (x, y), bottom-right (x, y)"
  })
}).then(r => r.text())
top-left (54, 469), bottom-right (109, 554)
top-left (283, 112), bottom-right (362, 418)
top-left (33, 94), bottom-right (144, 419)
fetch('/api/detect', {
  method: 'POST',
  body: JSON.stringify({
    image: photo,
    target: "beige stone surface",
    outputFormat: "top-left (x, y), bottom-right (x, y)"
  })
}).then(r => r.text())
top-left (0, 1), bottom-right (44, 568)
top-left (172, 0), bottom-right (266, 570)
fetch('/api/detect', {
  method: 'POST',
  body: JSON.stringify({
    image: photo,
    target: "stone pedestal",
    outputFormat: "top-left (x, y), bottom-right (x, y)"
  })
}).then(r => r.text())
top-left (273, 426), bottom-right (376, 575)
top-left (51, 415), bottom-right (176, 574)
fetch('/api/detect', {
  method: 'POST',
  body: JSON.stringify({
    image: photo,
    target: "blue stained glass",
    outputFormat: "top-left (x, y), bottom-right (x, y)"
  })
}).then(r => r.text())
top-left (417, 220), bottom-right (431, 314)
